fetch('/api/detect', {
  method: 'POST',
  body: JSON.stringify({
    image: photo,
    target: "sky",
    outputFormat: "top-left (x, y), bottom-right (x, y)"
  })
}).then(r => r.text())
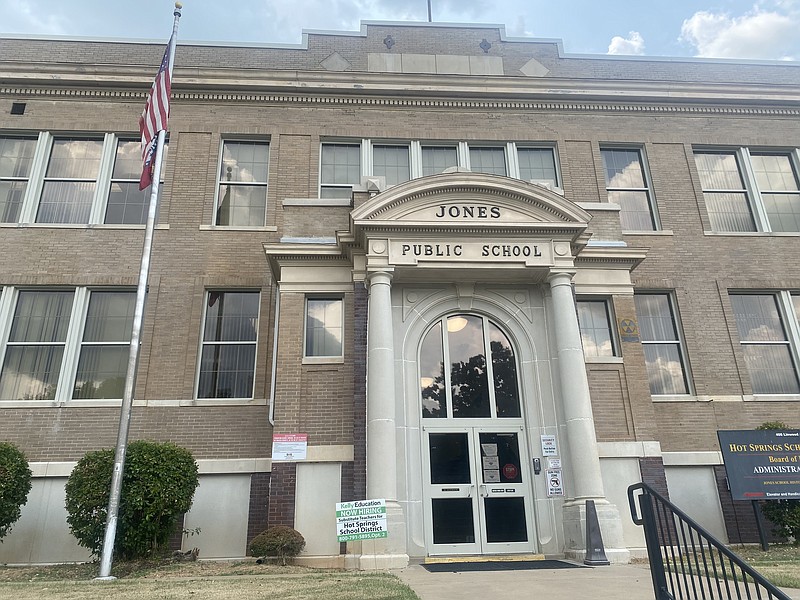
top-left (1, 0), bottom-right (799, 61)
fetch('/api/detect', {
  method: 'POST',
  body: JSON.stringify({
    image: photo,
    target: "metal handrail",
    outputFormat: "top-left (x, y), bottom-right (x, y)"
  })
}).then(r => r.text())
top-left (628, 482), bottom-right (791, 600)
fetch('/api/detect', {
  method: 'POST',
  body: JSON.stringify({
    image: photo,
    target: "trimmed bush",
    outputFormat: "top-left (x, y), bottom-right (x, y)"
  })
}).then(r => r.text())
top-left (249, 526), bottom-right (306, 564)
top-left (65, 440), bottom-right (199, 559)
top-left (0, 442), bottom-right (33, 540)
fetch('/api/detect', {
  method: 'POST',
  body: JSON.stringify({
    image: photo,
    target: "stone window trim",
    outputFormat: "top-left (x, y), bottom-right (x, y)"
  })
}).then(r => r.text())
top-left (213, 139), bottom-right (270, 228)
top-left (0, 286), bottom-right (137, 407)
top-left (727, 290), bottom-right (800, 396)
top-left (694, 146), bottom-right (800, 234)
top-left (303, 295), bottom-right (345, 363)
top-left (318, 138), bottom-right (562, 198)
top-left (634, 291), bottom-right (693, 396)
top-left (600, 145), bottom-right (660, 232)
top-left (1, 131), bottom-right (168, 227)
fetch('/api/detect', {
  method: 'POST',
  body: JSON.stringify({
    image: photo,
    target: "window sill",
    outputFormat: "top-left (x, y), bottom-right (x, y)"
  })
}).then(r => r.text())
top-left (621, 230), bottom-right (674, 236)
top-left (199, 225), bottom-right (278, 232)
top-left (703, 231), bottom-right (800, 237)
top-left (744, 394), bottom-right (800, 402)
top-left (585, 356), bottom-right (624, 364)
top-left (650, 394), bottom-right (699, 402)
top-left (576, 202), bottom-right (621, 211)
top-left (283, 198), bottom-right (352, 207)
top-left (302, 356), bottom-right (345, 365)
top-left (0, 398), bottom-right (269, 408)
top-left (0, 223), bottom-right (170, 230)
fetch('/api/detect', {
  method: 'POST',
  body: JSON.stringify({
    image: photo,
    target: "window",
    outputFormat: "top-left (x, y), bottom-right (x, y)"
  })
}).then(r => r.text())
top-left (216, 141), bottom-right (269, 226)
top-left (0, 288), bottom-right (135, 402)
top-left (373, 145), bottom-right (410, 186)
top-left (305, 298), bottom-right (343, 358)
top-left (106, 139), bottom-right (168, 225)
top-left (0, 137), bottom-right (36, 223)
top-left (320, 140), bottom-right (560, 193)
top-left (601, 148), bottom-right (657, 231)
top-left (730, 293), bottom-right (800, 394)
top-left (577, 300), bottom-right (615, 358)
top-left (518, 147), bottom-right (558, 188)
top-left (198, 291), bottom-right (259, 399)
top-left (695, 149), bottom-right (800, 233)
top-left (1, 132), bottom-right (168, 226)
top-left (634, 293), bottom-right (690, 395)
top-left (37, 138), bottom-right (103, 224)
top-left (320, 143), bottom-right (360, 198)
top-left (422, 146), bottom-right (458, 176)
top-left (469, 146), bottom-right (507, 176)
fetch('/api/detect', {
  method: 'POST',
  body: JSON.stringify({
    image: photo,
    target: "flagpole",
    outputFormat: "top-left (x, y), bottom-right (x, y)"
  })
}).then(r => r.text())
top-left (427, 0), bottom-right (432, 22)
top-left (96, 2), bottom-right (182, 580)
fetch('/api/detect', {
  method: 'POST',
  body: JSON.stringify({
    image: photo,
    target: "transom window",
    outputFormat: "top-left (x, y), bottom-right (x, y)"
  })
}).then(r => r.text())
top-left (695, 148), bottom-right (800, 233)
top-left (634, 293), bottom-right (690, 395)
top-left (729, 293), bottom-right (800, 394)
top-left (601, 147), bottom-right (658, 231)
top-left (216, 141), bottom-right (269, 226)
top-left (420, 314), bottom-right (520, 419)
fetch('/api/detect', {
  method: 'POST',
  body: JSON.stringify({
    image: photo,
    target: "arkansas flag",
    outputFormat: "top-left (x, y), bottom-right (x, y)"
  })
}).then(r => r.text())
top-left (139, 36), bottom-right (173, 190)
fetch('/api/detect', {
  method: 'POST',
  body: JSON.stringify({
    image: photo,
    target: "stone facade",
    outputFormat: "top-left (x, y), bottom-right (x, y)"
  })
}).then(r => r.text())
top-left (0, 21), bottom-right (798, 565)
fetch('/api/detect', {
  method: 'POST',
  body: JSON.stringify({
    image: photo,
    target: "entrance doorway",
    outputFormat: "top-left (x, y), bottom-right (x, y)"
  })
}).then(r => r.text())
top-left (418, 314), bottom-right (536, 555)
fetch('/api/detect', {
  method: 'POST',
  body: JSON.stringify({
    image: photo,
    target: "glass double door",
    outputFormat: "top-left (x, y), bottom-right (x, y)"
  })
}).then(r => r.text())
top-left (423, 426), bottom-right (535, 555)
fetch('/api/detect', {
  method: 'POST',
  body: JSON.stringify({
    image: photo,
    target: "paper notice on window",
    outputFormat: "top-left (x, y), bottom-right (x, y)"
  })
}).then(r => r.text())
top-left (481, 443), bottom-right (498, 457)
top-left (482, 456), bottom-right (499, 470)
top-left (484, 469), bottom-right (501, 483)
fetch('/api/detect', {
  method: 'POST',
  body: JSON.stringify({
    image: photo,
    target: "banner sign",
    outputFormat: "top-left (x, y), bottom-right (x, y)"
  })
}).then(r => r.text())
top-left (718, 429), bottom-right (800, 500)
top-left (336, 499), bottom-right (388, 542)
top-left (271, 433), bottom-right (308, 461)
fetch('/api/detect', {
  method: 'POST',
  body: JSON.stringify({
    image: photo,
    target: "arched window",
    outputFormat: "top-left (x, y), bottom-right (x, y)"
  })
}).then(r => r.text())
top-left (420, 314), bottom-right (521, 419)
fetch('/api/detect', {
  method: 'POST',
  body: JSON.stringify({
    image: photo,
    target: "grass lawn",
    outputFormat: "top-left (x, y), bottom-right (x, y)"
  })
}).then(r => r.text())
top-left (730, 544), bottom-right (800, 590)
top-left (0, 561), bottom-right (420, 600)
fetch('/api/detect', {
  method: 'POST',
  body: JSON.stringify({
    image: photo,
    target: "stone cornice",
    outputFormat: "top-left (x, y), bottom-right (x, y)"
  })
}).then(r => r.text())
top-left (1, 64), bottom-right (799, 115)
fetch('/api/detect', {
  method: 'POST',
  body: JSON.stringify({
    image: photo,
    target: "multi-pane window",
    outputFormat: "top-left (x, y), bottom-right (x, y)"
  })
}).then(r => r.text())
top-left (37, 138), bottom-right (103, 224)
top-left (373, 145), bottom-right (410, 186)
top-left (577, 300), bottom-right (615, 357)
top-left (305, 298), bottom-right (343, 358)
top-left (730, 293), bottom-right (800, 394)
top-left (634, 293), bottom-right (690, 395)
top-left (1, 132), bottom-right (168, 226)
top-left (106, 140), bottom-right (168, 225)
top-left (0, 288), bottom-right (135, 402)
top-left (469, 147), bottom-right (507, 176)
top-left (320, 143), bottom-right (360, 198)
top-left (198, 291), bottom-right (260, 399)
top-left (518, 147), bottom-right (558, 188)
top-left (216, 141), bottom-right (269, 226)
top-left (421, 146), bottom-right (458, 176)
top-left (73, 292), bottom-right (135, 399)
top-left (0, 137), bottom-right (36, 223)
top-left (601, 148), bottom-right (657, 231)
top-left (695, 149), bottom-right (800, 233)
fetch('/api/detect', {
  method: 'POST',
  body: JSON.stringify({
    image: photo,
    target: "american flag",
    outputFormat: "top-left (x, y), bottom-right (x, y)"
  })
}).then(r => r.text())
top-left (139, 35), bottom-right (173, 190)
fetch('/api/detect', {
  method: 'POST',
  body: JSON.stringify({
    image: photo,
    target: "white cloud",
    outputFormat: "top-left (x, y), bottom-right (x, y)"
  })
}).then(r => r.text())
top-left (680, 4), bottom-right (799, 60)
top-left (0, 0), bottom-right (70, 35)
top-left (607, 31), bottom-right (645, 55)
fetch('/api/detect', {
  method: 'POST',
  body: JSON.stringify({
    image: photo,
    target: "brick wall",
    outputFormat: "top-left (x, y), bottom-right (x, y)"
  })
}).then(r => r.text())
top-left (267, 463), bottom-right (296, 528)
top-left (247, 472), bottom-right (271, 545)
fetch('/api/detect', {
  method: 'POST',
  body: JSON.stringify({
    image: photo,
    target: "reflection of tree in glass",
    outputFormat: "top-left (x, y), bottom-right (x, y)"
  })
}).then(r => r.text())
top-left (421, 368), bottom-right (445, 418)
top-left (490, 341), bottom-right (521, 417)
top-left (450, 353), bottom-right (490, 418)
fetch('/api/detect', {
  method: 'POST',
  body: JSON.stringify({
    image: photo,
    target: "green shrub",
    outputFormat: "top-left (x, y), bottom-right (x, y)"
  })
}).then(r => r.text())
top-left (756, 421), bottom-right (799, 544)
top-left (65, 440), bottom-right (199, 559)
top-left (0, 442), bottom-right (33, 540)
top-left (249, 526), bottom-right (306, 564)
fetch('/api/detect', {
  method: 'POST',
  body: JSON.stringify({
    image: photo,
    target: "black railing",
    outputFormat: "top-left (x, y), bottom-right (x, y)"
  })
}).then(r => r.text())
top-left (628, 483), bottom-right (790, 600)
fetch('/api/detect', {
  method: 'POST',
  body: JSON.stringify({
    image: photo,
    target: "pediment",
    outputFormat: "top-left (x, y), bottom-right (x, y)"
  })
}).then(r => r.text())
top-left (351, 172), bottom-right (590, 229)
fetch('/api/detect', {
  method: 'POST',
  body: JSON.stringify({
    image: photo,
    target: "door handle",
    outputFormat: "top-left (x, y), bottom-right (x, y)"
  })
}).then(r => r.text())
top-left (479, 484), bottom-right (488, 497)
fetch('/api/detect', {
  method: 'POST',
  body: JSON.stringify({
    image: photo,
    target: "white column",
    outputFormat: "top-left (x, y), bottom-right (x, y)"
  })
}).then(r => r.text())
top-left (547, 270), bottom-right (629, 563)
top-left (547, 271), bottom-right (605, 500)
top-left (359, 269), bottom-right (408, 569)
top-left (366, 270), bottom-right (397, 500)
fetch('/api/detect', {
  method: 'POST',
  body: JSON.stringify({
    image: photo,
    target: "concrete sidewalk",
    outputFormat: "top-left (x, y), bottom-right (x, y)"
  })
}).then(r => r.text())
top-left (394, 562), bottom-right (800, 600)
